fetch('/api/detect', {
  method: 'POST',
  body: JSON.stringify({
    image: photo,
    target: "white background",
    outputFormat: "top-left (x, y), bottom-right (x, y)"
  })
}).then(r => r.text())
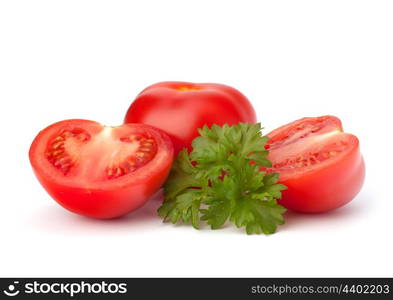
top-left (0, 0), bottom-right (392, 277)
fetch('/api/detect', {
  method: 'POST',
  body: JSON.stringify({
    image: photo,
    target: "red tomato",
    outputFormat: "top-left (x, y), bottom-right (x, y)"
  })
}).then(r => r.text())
top-left (124, 82), bottom-right (256, 154)
top-left (266, 115), bottom-right (365, 213)
top-left (29, 120), bottom-right (173, 218)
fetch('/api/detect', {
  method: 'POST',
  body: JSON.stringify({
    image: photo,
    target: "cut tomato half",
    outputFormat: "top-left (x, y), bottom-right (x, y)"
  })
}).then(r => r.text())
top-left (266, 115), bottom-right (365, 213)
top-left (29, 120), bottom-right (174, 218)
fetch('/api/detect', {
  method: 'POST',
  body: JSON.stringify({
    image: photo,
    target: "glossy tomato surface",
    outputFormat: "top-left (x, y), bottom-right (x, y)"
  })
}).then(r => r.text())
top-left (267, 115), bottom-right (365, 213)
top-left (29, 120), bottom-right (174, 218)
top-left (124, 81), bottom-right (256, 154)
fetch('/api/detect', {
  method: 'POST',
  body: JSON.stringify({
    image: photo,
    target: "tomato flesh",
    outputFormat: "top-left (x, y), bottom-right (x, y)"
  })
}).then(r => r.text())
top-left (267, 116), bottom-right (365, 213)
top-left (29, 120), bottom-right (174, 218)
top-left (124, 81), bottom-right (256, 154)
top-left (45, 126), bottom-right (158, 180)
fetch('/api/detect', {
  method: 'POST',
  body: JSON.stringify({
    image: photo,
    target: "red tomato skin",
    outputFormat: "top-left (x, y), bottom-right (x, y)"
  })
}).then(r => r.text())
top-left (278, 140), bottom-right (365, 213)
top-left (30, 161), bottom-right (172, 219)
top-left (124, 82), bottom-right (256, 154)
top-left (29, 120), bottom-right (174, 219)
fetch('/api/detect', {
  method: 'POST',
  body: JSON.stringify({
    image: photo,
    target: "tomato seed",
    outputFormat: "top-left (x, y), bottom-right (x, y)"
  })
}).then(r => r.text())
top-left (45, 129), bottom-right (90, 175)
top-left (105, 134), bottom-right (157, 179)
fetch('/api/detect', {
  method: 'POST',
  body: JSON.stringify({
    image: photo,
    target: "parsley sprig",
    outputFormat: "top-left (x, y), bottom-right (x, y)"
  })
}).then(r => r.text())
top-left (158, 123), bottom-right (287, 234)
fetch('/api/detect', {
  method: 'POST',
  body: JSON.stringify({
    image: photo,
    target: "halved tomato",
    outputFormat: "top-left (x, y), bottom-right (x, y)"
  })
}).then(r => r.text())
top-left (266, 115), bottom-right (365, 213)
top-left (29, 120), bottom-right (174, 218)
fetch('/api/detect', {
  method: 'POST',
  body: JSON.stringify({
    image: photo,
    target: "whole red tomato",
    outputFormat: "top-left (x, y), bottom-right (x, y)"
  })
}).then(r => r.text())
top-left (29, 120), bottom-right (173, 218)
top-left (124, 82), bottom-right (256, 154)
top-left (266, 115), bottom-right (365, 213)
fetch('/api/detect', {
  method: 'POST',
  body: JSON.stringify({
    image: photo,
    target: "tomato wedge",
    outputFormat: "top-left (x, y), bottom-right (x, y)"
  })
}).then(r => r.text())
top-left (29, 120), bottom-right (174, 218)
top-left (266, 115), bottom-right (365, 213)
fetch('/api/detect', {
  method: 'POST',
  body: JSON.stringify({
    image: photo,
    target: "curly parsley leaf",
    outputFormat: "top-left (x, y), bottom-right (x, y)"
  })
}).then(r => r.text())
top-left (158, 123), bottom-right (287, 235)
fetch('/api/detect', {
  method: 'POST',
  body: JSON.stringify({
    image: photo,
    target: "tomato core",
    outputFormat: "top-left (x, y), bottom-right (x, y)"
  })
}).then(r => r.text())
top-left (270, 135), bottom-right (348, 170)
top-left (267, 116), bottom-right (349, 174)
top-left (45, 126), bottom-right (157, 181)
